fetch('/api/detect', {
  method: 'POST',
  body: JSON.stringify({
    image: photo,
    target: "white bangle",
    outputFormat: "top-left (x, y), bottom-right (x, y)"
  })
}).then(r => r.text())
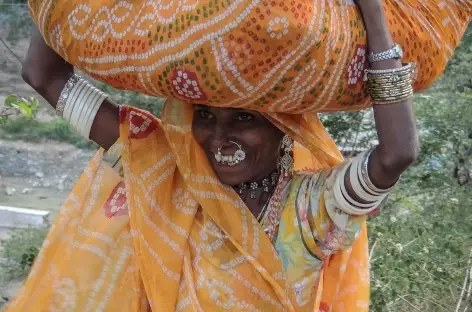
top-left (333, 160), bottom-right (384, 215)
top-left (83, 92), bottom-right (107, 139)
top-left (66, 80), bottom-right (88, 129)
top-left (362, 148), bottom-right (397, 194)
top-left (63, 79), bottom-right (85, 123)
top-left (61, 78), bottom-right (108, 140)
top-left (77, 86), bottom-right (99, 137)
top-left (71, 84), bottom-right (94, 133)
top-left (340, 171), bottom-right (380, 209)
top-left (350, 153), bottom-right (383, 201)
top-left (356, 151), bottom-right (384, 197)
top-left (56, 74), bottom-right (81, 116)
top-left (333, 162), bottom-right (371, 215)
top-left (78, 88), bottom-right (99, 138)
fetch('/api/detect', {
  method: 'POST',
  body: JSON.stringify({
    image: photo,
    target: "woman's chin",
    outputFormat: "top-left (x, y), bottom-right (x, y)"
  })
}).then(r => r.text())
top-left (210, 160), bottom-right (251, 186)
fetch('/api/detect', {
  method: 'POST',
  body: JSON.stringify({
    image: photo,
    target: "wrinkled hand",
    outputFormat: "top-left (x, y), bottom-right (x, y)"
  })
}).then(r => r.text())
top-left (22, 26), bottom-right (73, 105)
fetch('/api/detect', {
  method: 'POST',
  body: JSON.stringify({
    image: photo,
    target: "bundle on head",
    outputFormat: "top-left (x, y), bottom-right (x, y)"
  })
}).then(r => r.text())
top-left (29, 0), bottom-right (471, 113)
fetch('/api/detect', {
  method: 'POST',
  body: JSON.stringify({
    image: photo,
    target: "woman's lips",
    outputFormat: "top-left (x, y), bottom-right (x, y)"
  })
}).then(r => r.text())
top-left (209, 154), bottom-right (247, 174)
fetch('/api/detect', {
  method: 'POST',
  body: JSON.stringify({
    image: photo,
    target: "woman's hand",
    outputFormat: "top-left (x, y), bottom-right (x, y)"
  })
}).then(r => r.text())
top-left (22, 26), bottom-right (74, 107)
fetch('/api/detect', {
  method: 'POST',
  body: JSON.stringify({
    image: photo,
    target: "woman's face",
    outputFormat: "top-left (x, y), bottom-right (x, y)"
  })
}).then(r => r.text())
top-left (192, 105), bottom-right (284, 186)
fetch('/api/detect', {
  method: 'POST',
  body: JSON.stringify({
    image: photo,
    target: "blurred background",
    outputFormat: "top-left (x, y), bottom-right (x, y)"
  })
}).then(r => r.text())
top-left (0, 1), bottom-right (471, 310)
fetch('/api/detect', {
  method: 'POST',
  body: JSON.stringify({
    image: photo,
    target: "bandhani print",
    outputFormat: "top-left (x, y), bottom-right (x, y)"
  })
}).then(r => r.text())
top-left (346, 44), bottom-right (367, 89)
top-left (6, 102), bottom-right (371, 312)
top-left (104, 181), bottom-right (128, 218)
top-left (28, 0), bottom-right (470, 113)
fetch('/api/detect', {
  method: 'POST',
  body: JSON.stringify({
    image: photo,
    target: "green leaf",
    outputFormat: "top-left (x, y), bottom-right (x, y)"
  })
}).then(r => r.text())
top-left (29, 97), bottom-right (39, 111)
top-left (4, 94), bottom-right (19, 107)
top-left (9, 102), bottom-right (32, 118)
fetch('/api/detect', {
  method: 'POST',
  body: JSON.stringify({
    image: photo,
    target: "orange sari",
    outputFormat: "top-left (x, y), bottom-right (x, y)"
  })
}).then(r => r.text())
top-left (8, 1), bottom-right (470, 310)
top-left (7, 101), bottom-right (369, 311)
top-left (28, 0), bottom-right (470, 112)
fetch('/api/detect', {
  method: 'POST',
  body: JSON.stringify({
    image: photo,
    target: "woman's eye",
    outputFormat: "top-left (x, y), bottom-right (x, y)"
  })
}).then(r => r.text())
top-left (236, 113), bottom-right (253, 121)
top-left (198, 110), bottom-right (214, 119)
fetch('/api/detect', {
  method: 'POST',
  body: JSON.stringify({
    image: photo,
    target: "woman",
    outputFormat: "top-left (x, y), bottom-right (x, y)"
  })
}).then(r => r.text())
top-left (8, 0), bottom-right (419, 311)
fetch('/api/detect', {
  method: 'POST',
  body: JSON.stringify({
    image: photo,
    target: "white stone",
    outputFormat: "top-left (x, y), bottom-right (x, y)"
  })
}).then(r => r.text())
top-left (21, 188), bottom-right (32, 194)
top-left (35, 172), bottom-right (44, 179)
top-left (5, 187), bottom-right (16, 196)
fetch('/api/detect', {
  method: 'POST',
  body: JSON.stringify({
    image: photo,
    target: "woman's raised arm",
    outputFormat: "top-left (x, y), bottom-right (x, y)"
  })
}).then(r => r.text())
top-left (354, 0), bottom-right (420, 190)
top-left (22, 26), bottom-right (120, 150)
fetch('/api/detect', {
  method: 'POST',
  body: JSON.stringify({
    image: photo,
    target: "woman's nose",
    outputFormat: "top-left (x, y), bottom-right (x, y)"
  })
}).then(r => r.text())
top-left (211, 123), bottom-right (231, 148)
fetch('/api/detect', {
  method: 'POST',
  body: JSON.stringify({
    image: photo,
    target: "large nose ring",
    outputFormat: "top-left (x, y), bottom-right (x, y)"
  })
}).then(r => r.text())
top-left (214, 141), bottom-right (246, 166)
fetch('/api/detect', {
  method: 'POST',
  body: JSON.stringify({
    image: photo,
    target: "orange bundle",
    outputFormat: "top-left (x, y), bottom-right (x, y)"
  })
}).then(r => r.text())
top-left (29, 0), bottom-right (470, 113)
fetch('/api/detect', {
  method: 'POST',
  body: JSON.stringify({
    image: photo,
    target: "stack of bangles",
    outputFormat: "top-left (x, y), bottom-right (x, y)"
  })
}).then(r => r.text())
top-left (55, 74), bottom-right (109, 139)
top-left (364, 62), bottom-right (415, 105)
top-left (334, 149), bottom-right (395, 215)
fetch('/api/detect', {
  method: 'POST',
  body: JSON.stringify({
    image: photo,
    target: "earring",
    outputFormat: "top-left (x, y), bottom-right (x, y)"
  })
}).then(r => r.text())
top-left (279, 135), bottom-right (294, 175)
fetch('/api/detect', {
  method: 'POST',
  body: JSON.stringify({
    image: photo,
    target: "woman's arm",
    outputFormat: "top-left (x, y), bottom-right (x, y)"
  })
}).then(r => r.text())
top-left (22, 26), bottom-right (120, 150)
top-left (353, 1), bottom-right (419, 190)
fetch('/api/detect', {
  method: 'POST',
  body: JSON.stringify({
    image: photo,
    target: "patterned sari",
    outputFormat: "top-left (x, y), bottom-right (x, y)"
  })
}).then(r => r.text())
top-left (6, 101), bottom-right (370, 311)
top-left (9, 2), bottom-right (469, 309)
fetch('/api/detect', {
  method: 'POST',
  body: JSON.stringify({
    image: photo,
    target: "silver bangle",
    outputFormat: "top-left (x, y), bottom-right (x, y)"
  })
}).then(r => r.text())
top-left (361, 148), bottom-right (397, 194)
top-left (56, 74), bottom-right (82, 117)
top-left (70, 83), bottom-right (94, 132)
top-left (63, 80), bottom-right (86, 123)
top-left (79, 88), bottom-right (100, 137)
top-left (76, 86), bottom-right (98, 137)
top-left (82, 92), bottom-right (107, 139)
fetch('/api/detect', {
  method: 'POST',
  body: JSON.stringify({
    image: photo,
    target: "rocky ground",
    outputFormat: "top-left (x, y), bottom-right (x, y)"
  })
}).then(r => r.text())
top-left (0, 139), bottom-right (94, 213)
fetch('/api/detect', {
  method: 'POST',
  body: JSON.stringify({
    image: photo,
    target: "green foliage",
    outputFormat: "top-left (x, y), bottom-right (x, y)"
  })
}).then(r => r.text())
top-left (0, 0), bottom-right (33, 43)
top-left (3, 94), bottom-right (39, 118)
top-left (0, 117), bottom-right (96, 149)
top-left (321, 25), bottom-right (472, 311)
top-left (0, 227), bottom-right (48, 281)
top-left (368, 187), bottom-right (472, 310)
top-left (1, 94), bottom-right (40, 125)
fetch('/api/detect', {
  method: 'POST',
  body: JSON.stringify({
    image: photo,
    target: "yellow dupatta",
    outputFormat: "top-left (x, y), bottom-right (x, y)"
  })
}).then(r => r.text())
top-left (6, 99), bottom-right (368, 311)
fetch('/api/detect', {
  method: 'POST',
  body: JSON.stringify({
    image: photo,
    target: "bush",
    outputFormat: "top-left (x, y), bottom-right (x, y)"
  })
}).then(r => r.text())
top-left (0, 117), bottom-right (97, 149)
top-left (0, 226), bottom-right (48, 282)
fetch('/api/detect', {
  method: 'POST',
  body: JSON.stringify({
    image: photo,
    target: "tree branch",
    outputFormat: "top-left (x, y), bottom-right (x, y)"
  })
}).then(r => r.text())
top-left (455, 247), bottom-right (472, 312)
top-left (0, 36), bottom-right (23, 65)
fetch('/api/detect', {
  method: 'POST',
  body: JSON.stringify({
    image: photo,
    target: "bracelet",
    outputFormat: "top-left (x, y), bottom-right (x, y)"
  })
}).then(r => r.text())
top-left (70, 84), bottom-right (94, 133)
top-left (364, 63), bottom-right (414, 75)
top-left (60, 78), bottom-right (108, 140)
top-left (56, 74), bottom-right (82, 116)
top-left (83, 91), bottom-right (107, 139)
top-left (364, 63), bottom-right (414, 105)
top-left (79, 88), bottom-right (100, 138)
top-left (63, 79), bottom-right (86, 122)
top-left (361, 148), bottom-right (398, 194)
top-left (332, 149), bottom-right (400, 216)
top-left (349, 154), bottom-right (383, 201)
top-left (333, 160), bottom-right (383, 216)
